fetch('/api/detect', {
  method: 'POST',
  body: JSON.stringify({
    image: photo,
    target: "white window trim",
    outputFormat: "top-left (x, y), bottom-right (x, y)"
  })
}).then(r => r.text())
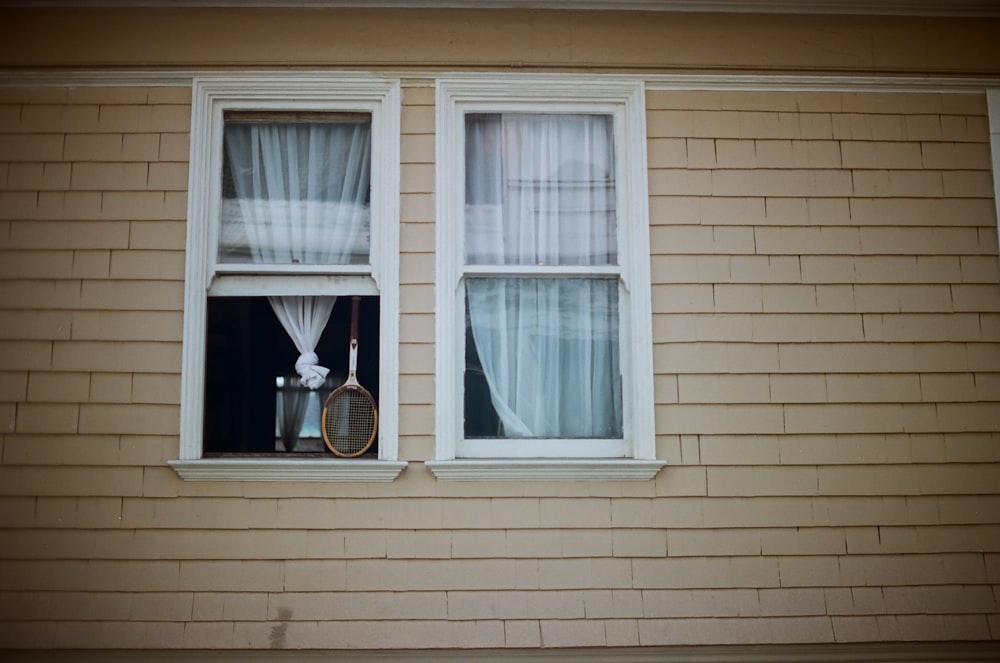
top-left (988, 90), bottom-right (1000, 261)
top-left (170, 72), bottom-right (405, 482)
top-left (429, 74), bottom-right (664, 481)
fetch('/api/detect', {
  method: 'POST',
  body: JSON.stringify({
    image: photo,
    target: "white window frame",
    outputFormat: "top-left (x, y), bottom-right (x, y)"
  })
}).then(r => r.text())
top-left (989, 90), bottom-right (1000, 260)
top-left (170, 73), bottom-right (405, 481)
top-left (428, 75), bottom-right (664, 481)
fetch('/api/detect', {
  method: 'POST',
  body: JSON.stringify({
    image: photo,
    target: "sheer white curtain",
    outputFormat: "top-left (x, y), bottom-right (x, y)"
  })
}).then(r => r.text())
top-left (465, 113), bottom-right (622, 439)
top-left (223, 119), bottom-right (371, 403)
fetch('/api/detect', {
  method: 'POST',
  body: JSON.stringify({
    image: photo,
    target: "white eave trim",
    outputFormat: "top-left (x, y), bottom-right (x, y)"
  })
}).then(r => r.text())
top-left (169, 458), bottom-right (408, 481)
top-left (2, 71), bottom-right (1000, 94)
top-left (3, 1), bottom-right (1000, 18)
top-left (426, 459), bottom-right (667, 481)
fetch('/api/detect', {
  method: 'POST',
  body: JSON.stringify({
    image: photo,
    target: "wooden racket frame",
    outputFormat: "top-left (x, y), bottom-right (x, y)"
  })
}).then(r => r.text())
top-left (321, 296), bottom-right (378, 457)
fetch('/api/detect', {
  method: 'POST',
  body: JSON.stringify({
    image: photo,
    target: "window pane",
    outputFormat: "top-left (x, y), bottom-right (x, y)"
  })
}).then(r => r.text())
top-left (220, 115), bottom-right (372, 265)
top-left (465, 113), bottom-right (617, 266)
top-left (465, 277), bottom-right (622, 439)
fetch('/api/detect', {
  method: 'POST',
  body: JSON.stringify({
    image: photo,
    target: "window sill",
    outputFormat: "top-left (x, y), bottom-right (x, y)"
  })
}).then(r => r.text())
top-left (425, 459), bottom-right (666, 481)
top-left (169, 458), bottom-right (407, 482)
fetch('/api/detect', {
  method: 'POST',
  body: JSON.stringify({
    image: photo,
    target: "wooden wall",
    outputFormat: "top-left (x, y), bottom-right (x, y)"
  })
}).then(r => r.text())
top-left (0, 6), bottom-right (998, 653)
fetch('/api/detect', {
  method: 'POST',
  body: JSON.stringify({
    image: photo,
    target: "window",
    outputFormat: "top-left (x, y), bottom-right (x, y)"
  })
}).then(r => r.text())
top-left (171, 74), bottom-right (404, 481)
top-left (430, 76), bottom-right (664, 481)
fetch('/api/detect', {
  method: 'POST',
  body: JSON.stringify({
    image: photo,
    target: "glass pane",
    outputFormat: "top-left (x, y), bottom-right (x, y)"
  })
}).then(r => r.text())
top-left (465, 277), bottom-right (622, 439)
top-left (465, 113), bottom-right (617, 266)
top-left (220, 114), bottom-right (372, 265)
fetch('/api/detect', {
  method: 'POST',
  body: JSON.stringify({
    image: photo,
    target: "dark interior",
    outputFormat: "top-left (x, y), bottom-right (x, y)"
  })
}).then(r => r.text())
top-left (203, 295), bottom-right (380, 455)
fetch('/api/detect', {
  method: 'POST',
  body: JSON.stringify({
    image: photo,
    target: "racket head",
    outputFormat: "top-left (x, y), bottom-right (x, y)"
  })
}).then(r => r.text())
top-left (321, 383), bottom-right (378, 457)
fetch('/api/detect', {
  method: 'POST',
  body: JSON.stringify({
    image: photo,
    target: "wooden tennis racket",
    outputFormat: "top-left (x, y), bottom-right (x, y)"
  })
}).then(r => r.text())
top-left (321, 296), bottom-right (378, 457)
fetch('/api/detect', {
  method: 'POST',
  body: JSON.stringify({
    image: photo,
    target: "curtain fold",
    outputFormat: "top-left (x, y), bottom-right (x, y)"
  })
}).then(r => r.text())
top-left (465, 113), bottom-right (622, 439)
top-left (267, 295), bottom-right (337, 389)
top-left (222, 119), bottom-right (371, 394)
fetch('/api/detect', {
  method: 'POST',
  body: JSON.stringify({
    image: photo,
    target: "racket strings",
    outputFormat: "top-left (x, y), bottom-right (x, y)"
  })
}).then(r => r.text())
top-left (323, 388), bottom-right (377, 456)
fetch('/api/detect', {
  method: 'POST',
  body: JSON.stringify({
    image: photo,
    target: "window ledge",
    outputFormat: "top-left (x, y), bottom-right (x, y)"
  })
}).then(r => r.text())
top-left (425, 459), bottom-right (666, 481)
top-left (169, 458), bottom-right (407, 482)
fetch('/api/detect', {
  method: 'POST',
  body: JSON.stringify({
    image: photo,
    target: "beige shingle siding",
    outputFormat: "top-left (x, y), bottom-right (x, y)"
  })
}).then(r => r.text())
top-left (647, 89), bottom-right (998, 644)
top-left (399, 85), bottom-right (437, 458)
top-left (0, 88), bottom-right (187, 477)
top-left (0, 87), bottom-right (191, 648)
top-left (1, 78), bottom-right (999, 650)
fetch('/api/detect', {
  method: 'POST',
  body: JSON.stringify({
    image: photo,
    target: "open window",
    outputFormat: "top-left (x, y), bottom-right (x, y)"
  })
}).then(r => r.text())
top-left (203, 295), bottom-right (380, 456)
top-left (171, 74), bottom-right (404, 482)
top-left (430, 76), bottom-right (664, 481)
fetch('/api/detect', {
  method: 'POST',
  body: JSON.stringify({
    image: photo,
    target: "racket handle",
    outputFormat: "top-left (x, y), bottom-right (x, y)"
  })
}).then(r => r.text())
top-left (349, 339), bottom-right (358, 374)
top-left (350, 296), bottom-right (360, 341)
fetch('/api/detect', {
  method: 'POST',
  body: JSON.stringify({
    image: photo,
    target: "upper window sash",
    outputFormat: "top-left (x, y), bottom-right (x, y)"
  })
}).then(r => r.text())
top-left (432, 75), bottom-right (662, 480)
top-left (209, 107), bottom-right (376, 279)
top-left (217, 113), bottom-right (374, 270)
top-left (464, 111), bottom-right (619, 269)
top-left (200, 98), bottom-right (388, 282)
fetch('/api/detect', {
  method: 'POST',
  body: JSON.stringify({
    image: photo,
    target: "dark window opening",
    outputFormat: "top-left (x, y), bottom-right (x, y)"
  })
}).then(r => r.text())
top-left (464, 319), bottom-right (502, 438)
top-left (204, 296), bottom-right (380, 456)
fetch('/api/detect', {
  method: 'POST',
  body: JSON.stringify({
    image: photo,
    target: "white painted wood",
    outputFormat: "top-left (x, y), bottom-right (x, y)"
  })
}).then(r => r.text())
top-left (2, 70), bottom-right (999, 95)
top-left (455, 438), bottom-right (630, 459)
top-left (434, 77), bottom-right (462, 463)
top-left (169, 458), bottom-right (406, 481)
top-left (372, 80), bottom-right (402, 466)
top-left (213, 263), bottom-right (374, 275)
top-left (434, 74), bottom-right (659, 477)
top-left (178, 78), bottom-right (215, 461)
top-left (425, 459), bottom-right (666, 481)
top-left (177, 72), bottom-right (404, 477)
top-left (463, 265), bottom-right (623, 277)
top-left (988, 90), bottom-right (1000, 264)
top-left (207, 273), bottom-right (382, 298)
top-left (643, 73), bottom-right (1000, 93)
